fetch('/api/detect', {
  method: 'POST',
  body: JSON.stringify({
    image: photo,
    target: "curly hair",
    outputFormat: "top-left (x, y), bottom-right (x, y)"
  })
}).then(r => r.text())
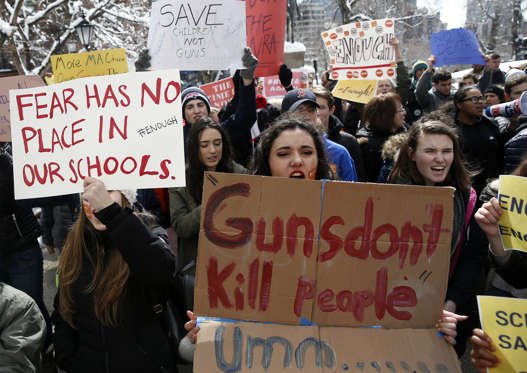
top-left (250, 116), bottom-right (333, 180)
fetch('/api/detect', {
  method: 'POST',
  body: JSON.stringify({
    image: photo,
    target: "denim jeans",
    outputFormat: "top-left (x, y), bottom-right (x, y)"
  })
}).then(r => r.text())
top-left (0, 240), bottom-right (52, 347)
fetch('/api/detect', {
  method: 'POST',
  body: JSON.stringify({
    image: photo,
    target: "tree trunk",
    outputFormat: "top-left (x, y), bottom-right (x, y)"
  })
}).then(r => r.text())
top-left (337, 0), bottom-right (351, 24)
top-left (511, 0), bottom-right (522, 59)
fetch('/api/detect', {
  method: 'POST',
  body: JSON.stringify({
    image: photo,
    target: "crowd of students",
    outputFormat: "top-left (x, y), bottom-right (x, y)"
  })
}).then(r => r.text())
top-left (1, 43), bottom-right (527, 373)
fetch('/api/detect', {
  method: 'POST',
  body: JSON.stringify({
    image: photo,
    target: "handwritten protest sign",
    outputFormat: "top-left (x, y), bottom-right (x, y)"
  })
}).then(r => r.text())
top-left (50, 48), bottom-right (128, 83)
top-left (195, 321), bottom-right (462, 373)
top-left (194, 173), bottom-right (453, 328)
top-left (246, 0), bottom-right (287, 76)
top-left (9, 70), bottom-right (185, 199)
top-left (321, 19), bottom-right (396, 80)
top-left (331, 79), bottom-right (377, 104)
top-left (200, 77), bottom-right (234, 109)
top-left (478, 296), bottom-right (527, 373)
top-left (148, 0), bottom-right (246, 70)
top-left (0, 75), bottom-right (45, 142)
top-left (262, 72), bottom-right (302, 98)
top-left (498, 175), bottom-right (527, 253)
top-left (430, 28), bottom-right (486, 66)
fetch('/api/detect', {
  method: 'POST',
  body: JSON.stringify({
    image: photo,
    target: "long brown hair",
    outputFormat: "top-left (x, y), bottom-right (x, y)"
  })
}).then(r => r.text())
top-left (58, 193), bottom-right (131, 328)
top-left (389, 120), bottom-right (471, 192)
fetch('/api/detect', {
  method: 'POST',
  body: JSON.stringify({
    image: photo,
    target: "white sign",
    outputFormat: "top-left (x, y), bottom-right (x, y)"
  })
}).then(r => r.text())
top-left (322, 19), bottom-right (396, 80)
top-left (9, 70), bottom-right (186, 199)
top-left (148, 0), bottom-right (246, 70)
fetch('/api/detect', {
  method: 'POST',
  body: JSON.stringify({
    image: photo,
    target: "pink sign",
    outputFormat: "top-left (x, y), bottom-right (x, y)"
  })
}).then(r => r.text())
top-left (263, 72), bottom-right (302, 98)
top-left (0, 75), bottom-right (45, 142)
top-left (200, 77), bottom-right (235, 109)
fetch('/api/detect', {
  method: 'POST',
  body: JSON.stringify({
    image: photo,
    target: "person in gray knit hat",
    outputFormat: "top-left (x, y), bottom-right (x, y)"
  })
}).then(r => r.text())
top-left (181, 47), bottom-right (258, 165)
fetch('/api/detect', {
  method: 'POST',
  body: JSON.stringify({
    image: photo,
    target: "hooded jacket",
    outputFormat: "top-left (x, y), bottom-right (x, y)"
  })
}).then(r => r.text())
top-left (326, 114), bottom-right (365, 181)
top-left (415, 69), bottom-right (454, 113)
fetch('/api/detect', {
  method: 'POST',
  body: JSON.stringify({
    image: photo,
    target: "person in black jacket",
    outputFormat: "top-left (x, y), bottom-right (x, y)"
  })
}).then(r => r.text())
top-left (52, 177), bottom-right (177, 373)
top-left (356, 93), bottom-right (407, 182)
top-left (0, 143), bottom-right (52, 350)
top-left (312, 86), bottom-right (365, 181)
top-left (452, 87), bottom-right (503, 195)
top-left (182, 47), bottom-right (258, 166)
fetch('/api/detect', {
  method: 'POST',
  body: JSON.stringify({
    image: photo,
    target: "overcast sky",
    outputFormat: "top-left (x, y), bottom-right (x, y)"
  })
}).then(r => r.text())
top-left (417, 0), bottom-right (467, 29)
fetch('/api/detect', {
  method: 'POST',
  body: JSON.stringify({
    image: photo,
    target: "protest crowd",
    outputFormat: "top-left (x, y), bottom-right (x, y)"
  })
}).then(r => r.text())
top-left (2, 5), bottom-right (527, 373)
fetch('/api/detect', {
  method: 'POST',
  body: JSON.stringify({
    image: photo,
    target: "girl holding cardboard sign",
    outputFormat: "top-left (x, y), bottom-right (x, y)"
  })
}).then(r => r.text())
top-left (389, 120), bottom-right (488, 353)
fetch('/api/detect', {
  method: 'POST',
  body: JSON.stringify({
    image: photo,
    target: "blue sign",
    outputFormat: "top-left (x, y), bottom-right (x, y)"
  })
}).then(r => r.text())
top-left (430, 28), bottom-right (486, 66)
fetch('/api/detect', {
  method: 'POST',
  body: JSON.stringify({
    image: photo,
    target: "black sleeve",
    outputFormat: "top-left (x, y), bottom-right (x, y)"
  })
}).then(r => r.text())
top-left (96, 203), bottom-right (176, 286)
top-left (52, 293), bottom-right (79, 372)
top-left (446, 213), bottom-right (488, 310)
top-left (495, 251), bottom-right (527, 289)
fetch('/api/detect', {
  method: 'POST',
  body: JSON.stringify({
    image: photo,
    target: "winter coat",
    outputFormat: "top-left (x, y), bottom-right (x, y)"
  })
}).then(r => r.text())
top-left (52, 204), bottom-right (177, 373)
top-left (0, 282), bottom-right (45, 373)
top-left (327, 115), bottom-right (365, 181)
top-left (455, 115), bottom-right (503, 195)
top-left (415, 69), bottom-right (454, 113)
top-left (0, 149), bottom-right (42, 253)
top-left (356, 125), bottom-right (407, 182)
top-left (184, 81), bottom-right (256, 166)
top-left (477, 69), bottom-right (506, 93)
top-left (504, 122), bottom-right (527, 173)
top-left (169, 162), bottom-right (248, 270)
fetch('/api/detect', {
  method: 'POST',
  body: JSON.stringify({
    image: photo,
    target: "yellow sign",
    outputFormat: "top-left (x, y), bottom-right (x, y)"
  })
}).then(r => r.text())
top-left (478, 296), bottom-right (527, 373)
top-left (331, 79), bottom-right (377, 104)
top-left (44, 75), bottom-right (56, 85)
top-left (498, 175), bottom-right (527, 253)
top-left (50, 48), bottom-right (128, 83)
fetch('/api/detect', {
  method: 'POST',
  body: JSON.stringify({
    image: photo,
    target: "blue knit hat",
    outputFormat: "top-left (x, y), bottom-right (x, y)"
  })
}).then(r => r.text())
top-left (181, 87), bottom-right (211, 121)
top-left (412, 60), bottom-right (428, 77)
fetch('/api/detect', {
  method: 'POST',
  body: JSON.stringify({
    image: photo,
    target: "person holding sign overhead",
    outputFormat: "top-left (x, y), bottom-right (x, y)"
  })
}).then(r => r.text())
top-left (181, 47), bottom-right (258, 166)
top-left (388, 120), bottom-right (487, 354)
top-left (52, 177), bottom-right (178, 373)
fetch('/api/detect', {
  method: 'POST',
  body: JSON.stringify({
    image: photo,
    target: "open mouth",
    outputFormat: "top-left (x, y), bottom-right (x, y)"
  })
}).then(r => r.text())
top-left (289, 171), bottom-right (305, 179)
top-left (431, 166), bottom-right (445, 172)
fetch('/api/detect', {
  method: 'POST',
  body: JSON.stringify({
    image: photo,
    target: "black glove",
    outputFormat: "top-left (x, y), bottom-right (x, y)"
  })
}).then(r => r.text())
top-left (240, 47), bottom-right (258, 80)
top-left (279, 64), bottom-right (293, 90)
top-left (135, 49), bottom-right (151, 72)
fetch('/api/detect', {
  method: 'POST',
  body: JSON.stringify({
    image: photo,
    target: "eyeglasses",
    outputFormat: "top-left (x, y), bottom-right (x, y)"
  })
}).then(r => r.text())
top-left (463, 96), bottom-right (486, 104)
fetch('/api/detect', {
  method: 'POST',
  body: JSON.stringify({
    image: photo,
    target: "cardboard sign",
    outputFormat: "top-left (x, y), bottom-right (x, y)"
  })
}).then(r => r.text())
top-left (194, 173), bottom-right (453, 328)
top-left (498, 175), bottom-right (527, 253)
top-left (262, 72), bottom-right (302, 98)
top-left (200, 77), bottom-right (235, 109)
top-left (148, 0), bottom-right (246, 70)
top-left (50, 48), bottom-right (128, 83)
top-left (331, 79), bottom-right (377, 104)
top-left (246, 0), bottom-right (287, 77)
top-left (0, 75), bottom-right (45, 142)
top-left (9, 70), bottom-right (185, 199)
top-left (478, 296), bottom-right (527, 373)
top-left (322, 19), bottom-right (396, 80)
top-left (195, 321), bottom-right (462, 373)
top-left (430, 28), bottom-right (486, 66)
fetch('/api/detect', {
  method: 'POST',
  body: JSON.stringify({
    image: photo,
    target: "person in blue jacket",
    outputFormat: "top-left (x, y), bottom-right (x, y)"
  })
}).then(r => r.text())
top-left (281, 88), bottom-right (357, 181)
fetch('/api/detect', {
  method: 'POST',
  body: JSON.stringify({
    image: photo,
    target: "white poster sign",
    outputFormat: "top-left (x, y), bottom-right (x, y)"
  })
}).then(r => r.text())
top-left (148, 0), bottom-right (246, 70)
top-left (9, 70), bottom-right (185, 199)
top-left (322, 18), bottom-right (396, 80)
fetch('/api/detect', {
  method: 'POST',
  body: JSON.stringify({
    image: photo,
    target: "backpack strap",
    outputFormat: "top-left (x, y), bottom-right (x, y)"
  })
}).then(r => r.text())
top-left (449, 187), bottom-right (477, 277)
